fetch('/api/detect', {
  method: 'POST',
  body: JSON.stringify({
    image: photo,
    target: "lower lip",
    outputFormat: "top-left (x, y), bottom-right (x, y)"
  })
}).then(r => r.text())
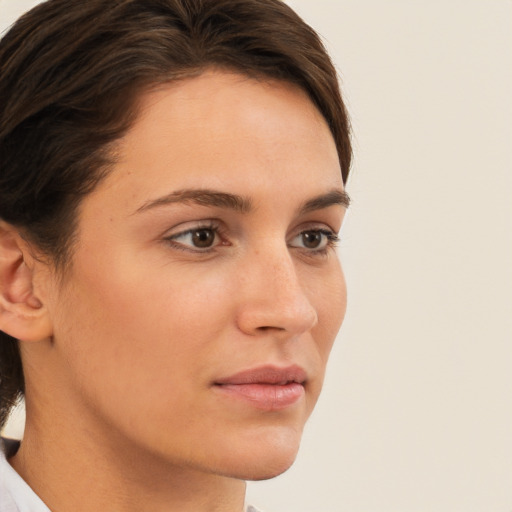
top-left (214, 382), bottom-right (305, 411)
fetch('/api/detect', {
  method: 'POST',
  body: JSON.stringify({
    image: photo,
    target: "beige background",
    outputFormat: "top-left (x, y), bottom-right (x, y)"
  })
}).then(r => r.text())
top-left (1, 1), bottom-right (511, 511)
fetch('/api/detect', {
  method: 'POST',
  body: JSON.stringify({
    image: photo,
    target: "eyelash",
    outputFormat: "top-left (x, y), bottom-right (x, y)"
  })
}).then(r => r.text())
top-left (164, 222), bottom-right (339, 255)
top-left (163, 221), bottom-right (224, 253)
top-left (295, 229), bottom-right (340, 254)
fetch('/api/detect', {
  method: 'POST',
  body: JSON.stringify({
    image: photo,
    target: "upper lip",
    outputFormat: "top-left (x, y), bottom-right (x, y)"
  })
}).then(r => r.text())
top-left (214, 365), bottom-right (307, 386)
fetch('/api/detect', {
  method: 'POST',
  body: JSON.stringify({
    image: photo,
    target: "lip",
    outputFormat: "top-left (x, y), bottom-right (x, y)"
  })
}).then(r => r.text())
top-left (213, 365), bottom-right (307, 411)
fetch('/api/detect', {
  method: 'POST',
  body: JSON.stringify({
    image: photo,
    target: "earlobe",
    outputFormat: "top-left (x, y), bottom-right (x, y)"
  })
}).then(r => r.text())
top-left (0, 221), bottom-right (53, 342)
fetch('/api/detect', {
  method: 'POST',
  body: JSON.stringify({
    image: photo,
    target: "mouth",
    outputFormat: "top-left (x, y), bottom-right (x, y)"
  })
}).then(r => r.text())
top-left (213, 365), bottom-right (307, 411)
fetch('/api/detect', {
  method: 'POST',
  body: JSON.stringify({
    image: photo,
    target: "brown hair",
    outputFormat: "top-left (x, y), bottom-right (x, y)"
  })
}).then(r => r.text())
top-left (0, 0), bottom-right (352, 427)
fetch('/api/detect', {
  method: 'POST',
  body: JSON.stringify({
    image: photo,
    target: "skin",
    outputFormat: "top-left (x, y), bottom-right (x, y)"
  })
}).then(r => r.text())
top-left (8, 71), bottom-right (348, 512)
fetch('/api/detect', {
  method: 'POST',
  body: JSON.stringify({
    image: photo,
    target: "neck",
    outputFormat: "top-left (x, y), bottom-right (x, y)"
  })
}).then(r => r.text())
top-left (10, 404), bottom-right (246, 512)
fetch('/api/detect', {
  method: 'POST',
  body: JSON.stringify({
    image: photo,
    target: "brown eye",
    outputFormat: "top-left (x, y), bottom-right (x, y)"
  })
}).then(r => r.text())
top-left (289, 229), bottom-right (337, 252)
top-left (191, 228), bottom-right (216, 248)
top-left (167, 225), bottom-right (221, 251)
top-left (301, 231), bottom-right (323, 249)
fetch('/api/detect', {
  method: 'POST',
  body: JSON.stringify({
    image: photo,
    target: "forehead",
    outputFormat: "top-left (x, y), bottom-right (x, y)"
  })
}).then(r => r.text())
top-left (84, 70), bottom-right (342, 216)
top-left (130, 71), bottom-right (334, 149)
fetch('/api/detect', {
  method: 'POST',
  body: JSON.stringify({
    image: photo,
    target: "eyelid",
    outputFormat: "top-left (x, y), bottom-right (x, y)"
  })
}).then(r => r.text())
top-left (288, 226), bottom-right (340, 253)
top-left (289, 220), bottom-right (339, 239)
top-left (163, 220), bottom-right (226, 252)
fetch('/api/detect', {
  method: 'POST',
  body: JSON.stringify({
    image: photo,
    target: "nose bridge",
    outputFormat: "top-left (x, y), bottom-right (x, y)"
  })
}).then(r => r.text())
top-left (237, 239), bottom-right (318, 335)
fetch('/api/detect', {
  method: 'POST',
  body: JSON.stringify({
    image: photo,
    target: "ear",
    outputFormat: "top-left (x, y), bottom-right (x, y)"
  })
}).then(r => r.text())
top-left (0, 221), bottom-right (53, 342)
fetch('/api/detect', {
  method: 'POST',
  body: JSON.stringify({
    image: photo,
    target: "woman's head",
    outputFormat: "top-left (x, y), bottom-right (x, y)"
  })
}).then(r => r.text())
top-left (0, 0), bottom-right (351, 476)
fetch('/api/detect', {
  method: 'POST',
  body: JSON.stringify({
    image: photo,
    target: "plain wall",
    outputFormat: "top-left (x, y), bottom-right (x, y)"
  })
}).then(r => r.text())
top-left (1, 1), bottom-right (511, 511)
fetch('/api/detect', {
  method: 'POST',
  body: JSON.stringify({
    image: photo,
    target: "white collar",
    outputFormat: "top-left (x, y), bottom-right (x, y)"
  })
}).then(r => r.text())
top-left (0, 438), bottom-right (51, 512)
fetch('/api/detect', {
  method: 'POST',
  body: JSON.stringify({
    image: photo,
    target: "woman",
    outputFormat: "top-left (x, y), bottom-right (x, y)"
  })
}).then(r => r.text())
top-left (0, 0), bottom-right (351, 510)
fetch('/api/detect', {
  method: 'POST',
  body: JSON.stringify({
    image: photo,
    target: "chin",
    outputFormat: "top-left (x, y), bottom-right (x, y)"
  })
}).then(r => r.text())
top-left (242, 455), bottom-right (298, 481)
top-left (220, 451), bottom-right (299, 481)
top-left (212, 425), bottom-right (303, 481)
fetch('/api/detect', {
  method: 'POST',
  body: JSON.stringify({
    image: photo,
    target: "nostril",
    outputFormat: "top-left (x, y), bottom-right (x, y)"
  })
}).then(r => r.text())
top-left (257, 325), bottom-right (286, 332)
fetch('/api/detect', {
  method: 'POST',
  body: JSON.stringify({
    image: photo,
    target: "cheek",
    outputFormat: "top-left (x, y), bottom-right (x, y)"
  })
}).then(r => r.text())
top-left (51, 256), bottom-right (236, 407)
top-left (311, 260), bottom-right (347, 361)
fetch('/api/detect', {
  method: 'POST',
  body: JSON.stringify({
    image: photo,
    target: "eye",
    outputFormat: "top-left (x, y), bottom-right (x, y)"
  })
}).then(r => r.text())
top-left (166, 225), bottom-right (221, 251)
top-left (188, 228), bottom-right (217, 248)
top-left (289, 229), bottom-right (338, 252)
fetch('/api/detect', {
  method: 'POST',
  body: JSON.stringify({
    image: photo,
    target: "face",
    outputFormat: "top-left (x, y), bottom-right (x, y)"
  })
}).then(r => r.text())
top-left (41, 71), bottom-right (347, 480)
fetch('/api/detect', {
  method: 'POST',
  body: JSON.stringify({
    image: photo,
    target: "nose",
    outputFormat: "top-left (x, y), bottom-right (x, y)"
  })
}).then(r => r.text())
top-left (235, 244), bottom-right (318, 338)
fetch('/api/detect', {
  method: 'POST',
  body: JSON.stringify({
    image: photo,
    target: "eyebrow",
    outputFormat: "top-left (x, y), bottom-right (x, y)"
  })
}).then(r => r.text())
top-left (135, 189), bottom-right (252, 214)
top-left (298, 189), bottom-right (350, 214)
top-left (134, 187), bottom-right (350, 215)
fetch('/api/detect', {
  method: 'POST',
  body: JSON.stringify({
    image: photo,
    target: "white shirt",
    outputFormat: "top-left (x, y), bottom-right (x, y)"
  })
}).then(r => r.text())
top-left (0, 439), bottom-right (51, 512)
top-left (0, 439), bottom-right (263, 512)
